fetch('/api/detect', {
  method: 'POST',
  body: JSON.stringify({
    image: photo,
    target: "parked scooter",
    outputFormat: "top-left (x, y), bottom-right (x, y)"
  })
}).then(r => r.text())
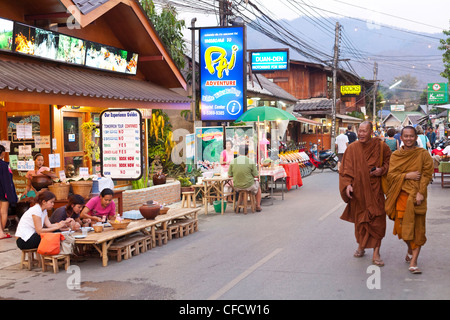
top-left (307, 143), bottom-right (339, 172)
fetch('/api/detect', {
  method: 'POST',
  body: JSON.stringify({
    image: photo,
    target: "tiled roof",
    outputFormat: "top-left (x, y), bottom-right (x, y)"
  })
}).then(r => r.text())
top-left (72, 0), bottom-right (110, 15)
top-left (293, 98), bottom-right (333, 112)
top-left (0, 60), bottom-right (191, 104)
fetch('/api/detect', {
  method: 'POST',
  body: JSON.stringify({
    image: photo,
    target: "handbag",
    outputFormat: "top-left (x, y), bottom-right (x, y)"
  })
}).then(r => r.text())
top-left (379, 141), bottom-right (388, 194)
top-left (37, 233), bottom-right (64, 256)
top-left (60, 233), bottom-right (75, 255)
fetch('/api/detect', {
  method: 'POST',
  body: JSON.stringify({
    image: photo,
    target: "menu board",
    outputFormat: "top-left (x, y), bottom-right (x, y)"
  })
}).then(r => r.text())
top-left (100, 109), bottom-right (143, 180)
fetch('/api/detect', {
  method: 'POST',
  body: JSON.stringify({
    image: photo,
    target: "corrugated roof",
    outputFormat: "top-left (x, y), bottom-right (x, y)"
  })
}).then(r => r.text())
top-left (293, 98), bottom-right (333, 112)
top-left (72, 0), bottom-right (110, 15)
top-left (0, 60), bottom-right (191, 104)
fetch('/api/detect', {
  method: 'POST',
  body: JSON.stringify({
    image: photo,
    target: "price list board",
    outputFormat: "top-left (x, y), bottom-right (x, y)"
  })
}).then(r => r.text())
top-left (100, 109), bottom-right (143, 180)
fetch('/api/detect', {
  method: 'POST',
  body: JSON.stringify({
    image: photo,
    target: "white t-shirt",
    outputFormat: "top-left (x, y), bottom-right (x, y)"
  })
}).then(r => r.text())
top-left (443, 146), bottom-right (450, 155)
top-left (15, 204), bottom-right (47, 242)
top-left (336, 133), bottom-right (349, 154)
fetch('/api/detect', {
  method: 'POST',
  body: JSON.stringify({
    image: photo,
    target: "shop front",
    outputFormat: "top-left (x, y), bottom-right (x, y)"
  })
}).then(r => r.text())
top-left (0, 0), bottom-right (190, 199)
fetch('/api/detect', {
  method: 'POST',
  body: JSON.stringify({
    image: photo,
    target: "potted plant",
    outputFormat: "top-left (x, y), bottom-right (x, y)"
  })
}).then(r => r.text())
top-left (177, 175), bottom-right (193, 193)
top-left (81, 120), bottom-right (100, 172)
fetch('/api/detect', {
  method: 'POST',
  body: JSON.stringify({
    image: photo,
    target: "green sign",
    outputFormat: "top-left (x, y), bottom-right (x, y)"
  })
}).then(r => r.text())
top-left (427, 82), bottom-right (449, 105)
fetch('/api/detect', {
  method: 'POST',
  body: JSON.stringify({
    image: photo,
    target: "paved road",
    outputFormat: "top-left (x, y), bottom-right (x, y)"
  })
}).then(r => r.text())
top-left (1, 170), bottom-right (450, 301)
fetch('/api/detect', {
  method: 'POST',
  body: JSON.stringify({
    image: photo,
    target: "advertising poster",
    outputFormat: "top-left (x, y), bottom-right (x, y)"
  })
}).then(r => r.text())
top-left (225, 126), bottom-right (257, 163)
top-left (0, 17), bottom-right (13, 51)
top-left (100, 109), bottom-right (143, 180)
top-left (185, 133), bottom-right (195, 166)
top-left (199, 26), bottom-right (246, 121)
top-left (195, 127), bottom-right (224, 165)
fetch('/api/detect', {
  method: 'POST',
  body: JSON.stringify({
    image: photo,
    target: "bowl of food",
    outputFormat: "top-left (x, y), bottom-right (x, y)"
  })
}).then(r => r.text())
top-left (109, 218), bottom-right (131, 230)
top-left (93, 224), bottom-right (103, 233)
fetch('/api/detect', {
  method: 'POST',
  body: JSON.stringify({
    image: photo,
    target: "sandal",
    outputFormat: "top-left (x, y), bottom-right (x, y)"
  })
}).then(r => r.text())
top-left (0, 234), bottom-right (11, 240)
top-left (353, 249), bottom-right (365, 258)
top-left (372, 259), bottom-right (385, 267)
top-left (409, 266), bottom-right (422, 274)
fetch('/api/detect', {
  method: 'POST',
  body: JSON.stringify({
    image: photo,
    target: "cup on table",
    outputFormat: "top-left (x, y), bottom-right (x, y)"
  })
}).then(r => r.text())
top-left (81, 227), bottom-right (89, 236)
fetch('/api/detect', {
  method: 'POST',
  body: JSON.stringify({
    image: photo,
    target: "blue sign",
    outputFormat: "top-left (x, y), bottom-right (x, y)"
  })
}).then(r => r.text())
top-left (250, 50), bottom-right (288, 72)
top-left (199, 26), bottom-right (246, 121)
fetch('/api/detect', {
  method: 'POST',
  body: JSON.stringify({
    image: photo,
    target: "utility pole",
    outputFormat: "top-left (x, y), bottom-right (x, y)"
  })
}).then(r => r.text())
top-left (191, 18), bottom-right (197, 132)
top-left (372, 61), bottom-right (378, 129)
top-left (331, 22), bottom-right (340, 153)
top-left (218, 0), bottom-right (227, 26)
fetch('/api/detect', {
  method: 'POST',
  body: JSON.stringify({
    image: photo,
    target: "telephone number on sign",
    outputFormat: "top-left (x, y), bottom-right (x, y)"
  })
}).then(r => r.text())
top-left (203, 110), bottom-right (225, 116)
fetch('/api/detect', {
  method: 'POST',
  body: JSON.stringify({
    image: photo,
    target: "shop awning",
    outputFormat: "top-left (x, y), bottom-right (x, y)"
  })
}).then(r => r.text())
top-left (0, 60), bottom-right (191, 109)
top-left (295, 116), bottom-right (322, 126)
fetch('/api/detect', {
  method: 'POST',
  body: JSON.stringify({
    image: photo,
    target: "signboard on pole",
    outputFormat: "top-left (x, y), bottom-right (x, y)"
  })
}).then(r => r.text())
top-left (199, 26), bottom-right (246, 121)
top-left (249, 49), bottom-right (289, 72)
top-left (100, 109), bottom-right (143, 180)
top-left (427, 82), bottom-right (449, 105)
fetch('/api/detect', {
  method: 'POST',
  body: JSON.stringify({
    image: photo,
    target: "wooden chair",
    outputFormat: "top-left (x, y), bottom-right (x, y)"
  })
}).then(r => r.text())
top-left (234, 190), bottom-right (256, 214)
top-left (41, 254), bottom-right (70, 273)
top-left (20, 249), bottom-right (41, 270)
top-left (181, 191), bottom-right (196, 208)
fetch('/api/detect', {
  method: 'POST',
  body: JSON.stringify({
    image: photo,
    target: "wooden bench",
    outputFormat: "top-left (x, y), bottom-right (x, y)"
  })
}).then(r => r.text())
top-left (20, 249), bottom-right (41, 270)
top-left (108, 234), bottom-right (148, 262)
top-left (41, 254), bottom-right (70, 273)
top-left (155, 228), bottom-right (168, 246)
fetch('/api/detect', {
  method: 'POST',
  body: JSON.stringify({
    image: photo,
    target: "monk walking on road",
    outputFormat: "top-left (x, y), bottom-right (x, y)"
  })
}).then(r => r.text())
top-left (339, 121), bottom-right (391, 266)
top-left (385, 126), bottom-right (433, 274)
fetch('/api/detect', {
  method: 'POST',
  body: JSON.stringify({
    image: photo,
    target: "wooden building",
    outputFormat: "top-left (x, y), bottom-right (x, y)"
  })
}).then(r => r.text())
top-left (0, 0), bottom-right (190, 195)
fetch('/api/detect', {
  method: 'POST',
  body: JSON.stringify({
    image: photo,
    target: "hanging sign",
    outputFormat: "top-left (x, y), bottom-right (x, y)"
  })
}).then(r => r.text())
top-left (250, 49), bottom-right (289, 72)
top-left (340, 85), bottom-right (361, 96)
top-left (427, 82), bottom-right (448, 105)
top-left (199, 26), bottom-right (246, 121)
top-left (100, 109), bottom-right (143, 180)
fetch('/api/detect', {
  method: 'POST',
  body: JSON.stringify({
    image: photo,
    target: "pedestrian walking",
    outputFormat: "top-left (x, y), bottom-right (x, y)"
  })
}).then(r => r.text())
top-left (345, 125), bottom-right (357, 144)
top-left (385, 126), bottom-right (433, 274)
top-left (335, 128), bottom-right (349, 172)
top-left (339, 121), bottom-right (391, 266)
top-left (384, 128), bottom-right (399, 152)
top-left (426, 127), bottom-right (436, 149)
top-left (0, 145), bottom-right (18, 239)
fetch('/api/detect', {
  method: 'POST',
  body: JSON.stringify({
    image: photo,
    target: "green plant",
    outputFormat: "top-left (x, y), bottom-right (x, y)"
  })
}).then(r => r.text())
top-left (81, 121), bottom-right (100, 170)
top-left (177, 175), bottom-right (192, 187)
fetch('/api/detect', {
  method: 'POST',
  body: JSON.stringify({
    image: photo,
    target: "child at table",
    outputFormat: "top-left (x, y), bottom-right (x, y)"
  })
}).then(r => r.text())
top-left (80, 188), bottom-right (116, 224)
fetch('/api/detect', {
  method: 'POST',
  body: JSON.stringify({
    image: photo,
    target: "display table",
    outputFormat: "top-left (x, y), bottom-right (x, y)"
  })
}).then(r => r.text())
top-left (260, 166), bottom-right (287, 204)
top-left (202, 177), bottom-right (233, 214)
top-left (438, 162), bottom-right (450, 188)
top-left (281, 163), bottom-right (303, 190)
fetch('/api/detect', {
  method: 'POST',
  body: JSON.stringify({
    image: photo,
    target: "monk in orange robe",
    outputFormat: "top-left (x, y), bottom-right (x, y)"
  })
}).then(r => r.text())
top-left (339, 122), bottom-right (391, 266)
top-left (385, 126), bottom-right (433, 274)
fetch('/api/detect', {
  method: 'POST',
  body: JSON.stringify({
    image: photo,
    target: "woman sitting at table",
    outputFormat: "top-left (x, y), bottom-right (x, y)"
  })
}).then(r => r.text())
top-left (50, 194), bottom-right (87, 231)
top-left (20, 153), bottom-right (57, 199)
top-left (80, 188), bottom-right (116, 224)
top-left (15, 190), bottom-right (71, 250)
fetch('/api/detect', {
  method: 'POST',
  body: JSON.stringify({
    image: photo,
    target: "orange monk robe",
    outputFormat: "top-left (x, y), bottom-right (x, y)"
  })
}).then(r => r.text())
top-left (339, 138), bottom-right (391, 249)
top-left (385, 147), bottom-right (433, 247)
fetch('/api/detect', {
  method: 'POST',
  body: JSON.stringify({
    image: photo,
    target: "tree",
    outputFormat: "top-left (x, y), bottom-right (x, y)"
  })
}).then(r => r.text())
top-left (438, 29), bottom-right (450, 82)
top-left (140, 0), bottom-right (186, 70)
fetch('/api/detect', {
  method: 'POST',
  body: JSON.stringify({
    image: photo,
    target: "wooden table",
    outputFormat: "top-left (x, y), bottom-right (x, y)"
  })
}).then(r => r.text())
top-left (202, 177), bottom-right (233, 214)
top-left (53, 190), bottom-right (124, 215)
top-left (439, 162), bottom-right (450, 188)
top-left (259, 166), bottom-right (287, 204)
top-left (74, 207), bottom-right (200, 266)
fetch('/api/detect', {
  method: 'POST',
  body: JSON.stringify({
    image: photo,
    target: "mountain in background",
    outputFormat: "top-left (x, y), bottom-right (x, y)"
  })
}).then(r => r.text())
top-left (246, 16), bottom-right (446, 89)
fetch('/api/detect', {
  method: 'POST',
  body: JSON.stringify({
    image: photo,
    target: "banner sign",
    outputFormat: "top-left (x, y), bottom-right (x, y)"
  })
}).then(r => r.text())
top-left (199, 26), bottom-right (246, 121)
top-left (100, 109), bottom-right (143, 180)
top-left (250, 49), bottom-right (289, 72)
top-left (427, 82), bottom-right (448, 105)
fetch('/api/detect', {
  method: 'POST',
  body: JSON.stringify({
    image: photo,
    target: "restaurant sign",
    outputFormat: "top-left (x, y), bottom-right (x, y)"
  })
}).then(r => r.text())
top-left (199, 26), bottom-right (246, 121)
top-left (427, 82), bottom-right (449, 105)
top-left (250, 49), bottom-right (289, 72)
top-left (340, 85), bottom-right (361, 96)
top-left (100, 109), bottom-right (143, 180)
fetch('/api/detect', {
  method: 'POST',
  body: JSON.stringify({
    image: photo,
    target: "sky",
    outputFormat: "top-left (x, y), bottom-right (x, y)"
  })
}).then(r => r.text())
top-left (177, 0), bottom-right (450, 38)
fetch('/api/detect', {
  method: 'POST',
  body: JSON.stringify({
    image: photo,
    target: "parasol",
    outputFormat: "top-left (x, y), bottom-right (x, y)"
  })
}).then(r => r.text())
top-left (235, 106), bottom-right (297, 122)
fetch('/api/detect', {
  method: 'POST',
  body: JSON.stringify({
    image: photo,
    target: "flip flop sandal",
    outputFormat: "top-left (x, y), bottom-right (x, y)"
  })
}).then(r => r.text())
top-left (0, 234), bottom-right (11, 240)
top-left (353, 249), bottom-right (365, 258)
top-left (372, 259), bottom-right (385, 267)
top-left (409, 266), bottom-right (422, 274)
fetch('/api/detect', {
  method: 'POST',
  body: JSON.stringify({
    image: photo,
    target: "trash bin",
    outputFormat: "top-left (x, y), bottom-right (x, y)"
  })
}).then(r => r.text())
top-left (213, 200), bottom-right (227, 213)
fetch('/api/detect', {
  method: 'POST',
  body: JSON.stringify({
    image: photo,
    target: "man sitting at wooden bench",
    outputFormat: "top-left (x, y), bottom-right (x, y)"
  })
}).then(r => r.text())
top-left (228, 145), bottom-right (262, 212)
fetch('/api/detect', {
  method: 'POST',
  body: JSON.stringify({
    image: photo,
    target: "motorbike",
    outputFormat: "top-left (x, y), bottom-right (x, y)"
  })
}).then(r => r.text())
top-left (307, 143), bottom-right (339, 172)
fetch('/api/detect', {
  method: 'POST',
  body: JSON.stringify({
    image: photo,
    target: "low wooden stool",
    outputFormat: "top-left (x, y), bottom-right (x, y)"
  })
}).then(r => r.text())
top-left (181, 191), bottom-right (196, 208)
top-left (109, 235), bottom-right (142, 261)
top-left (142, 235), bottom-right (153, 252)
top-left (155, 229), bottom-right (168, 246)
top-left (178, 219), bottom-right (194, 237)
top-left (41, 254), bottom-right (70, 273)
top-left (20, 249), bottom-right (41, 270)
top-left (235, 190), bottom-right (256, 214)
top-left (167, 222), bottom-right (180, 240)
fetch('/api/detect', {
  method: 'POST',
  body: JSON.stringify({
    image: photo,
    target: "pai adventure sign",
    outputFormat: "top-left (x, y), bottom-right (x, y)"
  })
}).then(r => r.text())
top-left (199, 26), bottom-right (246, 121)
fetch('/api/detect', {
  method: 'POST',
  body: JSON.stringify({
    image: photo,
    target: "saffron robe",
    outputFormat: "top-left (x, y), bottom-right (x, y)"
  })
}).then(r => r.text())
top-left (385, 147), bottom-right (433, 246)
top-left (339, 138), bottom-right (391, 248)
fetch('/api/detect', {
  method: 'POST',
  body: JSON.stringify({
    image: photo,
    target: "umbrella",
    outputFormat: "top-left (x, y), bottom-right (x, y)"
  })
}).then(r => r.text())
top-left (235, 106), bottom-right (297, 122)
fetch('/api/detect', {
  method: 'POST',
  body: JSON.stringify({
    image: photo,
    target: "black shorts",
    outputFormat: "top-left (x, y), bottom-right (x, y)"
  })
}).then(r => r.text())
top-left (0, 194), bottom-right (7, 202)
